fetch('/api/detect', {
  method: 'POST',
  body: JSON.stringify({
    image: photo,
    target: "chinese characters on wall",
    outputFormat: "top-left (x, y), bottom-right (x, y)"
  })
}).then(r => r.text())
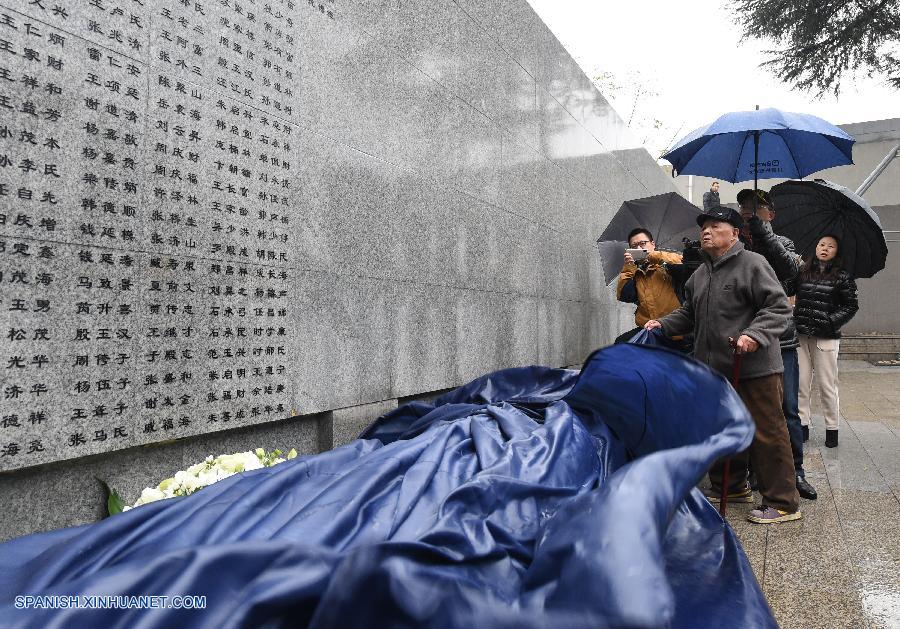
top-left (0, 0), bottom-right (334, 470)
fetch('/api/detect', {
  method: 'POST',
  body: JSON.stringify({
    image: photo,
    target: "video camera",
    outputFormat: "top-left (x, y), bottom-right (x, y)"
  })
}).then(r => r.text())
top-left (665, 238), bottom-right (703, 302)
top-left (680, 237), bottom-right (702, 266)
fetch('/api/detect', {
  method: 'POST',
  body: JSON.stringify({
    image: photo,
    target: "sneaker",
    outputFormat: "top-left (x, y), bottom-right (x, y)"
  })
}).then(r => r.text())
top-left (704, 483), bottom-right (754, 503)
top-left (802, 425), bottom-right (809, 442)
top-left (747, 505), bottom-right (802, 524)
top-left (796, 475), bottom-right (818, 500)
top-left (825, 429), bottom-right (839, 448)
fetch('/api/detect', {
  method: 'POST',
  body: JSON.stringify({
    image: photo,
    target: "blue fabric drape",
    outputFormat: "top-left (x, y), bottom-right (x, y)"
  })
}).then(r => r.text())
top-left (0, 344), bottom-right (773, 628)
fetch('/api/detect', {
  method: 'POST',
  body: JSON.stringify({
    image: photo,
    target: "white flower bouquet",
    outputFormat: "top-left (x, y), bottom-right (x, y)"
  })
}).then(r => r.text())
top-left (102, 448), bottom-right (297, 515)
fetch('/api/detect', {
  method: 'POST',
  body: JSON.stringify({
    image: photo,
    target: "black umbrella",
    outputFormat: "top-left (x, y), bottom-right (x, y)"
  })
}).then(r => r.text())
top-left (770, 179), bottom-right (887, 279)
top-left (596, 192), bottom-right (702, 284)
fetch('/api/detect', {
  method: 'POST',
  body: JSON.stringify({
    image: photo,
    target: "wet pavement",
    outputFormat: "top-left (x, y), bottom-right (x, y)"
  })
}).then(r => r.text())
top-left (725, 361), bottom-right (900, 629)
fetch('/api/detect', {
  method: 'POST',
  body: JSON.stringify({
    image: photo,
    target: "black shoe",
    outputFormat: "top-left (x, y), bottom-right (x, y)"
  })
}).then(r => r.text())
top-left (825, 430), bottom-right (839, 448)
top-left (748, 471), bottom-right (759, 491)
top-left (796, 475), bottom-right (818, 500)
top-left (802, 425), bottom-right (809, 442)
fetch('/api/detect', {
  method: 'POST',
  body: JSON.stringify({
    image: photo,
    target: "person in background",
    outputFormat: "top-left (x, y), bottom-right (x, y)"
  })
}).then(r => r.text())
top-left (614, 228), bottom-right (683, 344)
top-left (794, 234), bottom-right (859, 448)
top-left (737, 188), bottom-right (816, 500)
top-left (702, 181), bottom-right (720, 211)
top-left (645, 206), bottom-right (801, 524)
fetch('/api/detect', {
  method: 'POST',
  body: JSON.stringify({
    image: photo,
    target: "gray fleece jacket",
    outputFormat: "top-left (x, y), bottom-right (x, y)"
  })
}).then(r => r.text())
top-left (659, 241), bottom-right (791, 380)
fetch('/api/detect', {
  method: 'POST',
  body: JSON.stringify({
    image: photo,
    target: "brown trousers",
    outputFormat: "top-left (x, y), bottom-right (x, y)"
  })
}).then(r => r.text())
top-left (709, 373), bottom-right (800, 513)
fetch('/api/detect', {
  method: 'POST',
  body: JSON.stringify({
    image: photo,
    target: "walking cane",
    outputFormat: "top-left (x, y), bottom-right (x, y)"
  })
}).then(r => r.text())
top-left (719, 337), bottom-right (744, 516)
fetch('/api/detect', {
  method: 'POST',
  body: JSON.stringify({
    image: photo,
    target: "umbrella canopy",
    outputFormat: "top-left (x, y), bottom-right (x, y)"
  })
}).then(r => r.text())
top-left (596, 192), bottom-right (702, 284)
top-left (662, 108), bottom-right (854, 184)
top-left (770, 179), bottom-right (887, 279)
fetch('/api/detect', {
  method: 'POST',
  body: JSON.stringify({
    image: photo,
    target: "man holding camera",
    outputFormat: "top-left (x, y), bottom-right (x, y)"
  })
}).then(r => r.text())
top-left (737, 189), bottom-right (817, 501)
top-left (614, 228), bottom-right (683, 344)
top-left (645, 206), bottom-right (801, 524)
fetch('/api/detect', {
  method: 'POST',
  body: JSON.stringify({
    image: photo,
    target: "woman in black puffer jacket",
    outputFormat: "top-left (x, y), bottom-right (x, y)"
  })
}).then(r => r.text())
top-left (795, 235), bottom-right (859, 448)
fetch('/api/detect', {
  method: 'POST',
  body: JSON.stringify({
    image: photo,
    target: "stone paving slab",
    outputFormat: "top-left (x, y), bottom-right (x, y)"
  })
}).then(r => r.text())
top-left (725, 361), bottom-right (900, 629)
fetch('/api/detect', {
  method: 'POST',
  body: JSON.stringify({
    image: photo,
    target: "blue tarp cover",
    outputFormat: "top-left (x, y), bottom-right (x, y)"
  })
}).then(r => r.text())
top-left (0, 343), bottom-right (776, 628)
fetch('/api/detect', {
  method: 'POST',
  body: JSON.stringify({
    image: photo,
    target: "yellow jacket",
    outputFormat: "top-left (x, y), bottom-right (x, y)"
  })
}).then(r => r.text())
top-left (616, 250), bottom-right (683, 327)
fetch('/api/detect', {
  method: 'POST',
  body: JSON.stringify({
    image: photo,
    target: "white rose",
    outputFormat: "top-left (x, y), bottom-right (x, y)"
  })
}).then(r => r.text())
top-left (198, 468), bottom-right (231, 487)
top-left (158, 477), bottom-right (176, 492)
top-left (181, 474), bottom-right (201, 494)
top-left (138, 487), bottom-right (166, 505)
top-left (241, 452), bottom-right (263, 471)
top-left (186, 462), bottom-right (207, 476)
top-left (215, 454), bottom-right (246, 474)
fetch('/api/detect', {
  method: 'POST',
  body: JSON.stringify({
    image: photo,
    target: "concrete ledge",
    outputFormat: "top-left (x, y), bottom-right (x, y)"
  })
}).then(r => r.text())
top-left (838, 335), bottom-right (900, 363)
top-left (318, 388), bottom-right (471, 451)
top-left (323, 399), bottom-right (399, 450)
top-left (0, 413), bottom-right (321, 543)
top-left (398, 387), bottom-right (454, 406)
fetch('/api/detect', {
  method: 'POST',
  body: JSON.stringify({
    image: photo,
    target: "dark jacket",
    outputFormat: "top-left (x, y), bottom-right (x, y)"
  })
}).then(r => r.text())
top-left (659, 241), bottom-right (790, 380)
top-left (742, 216), bottom-right (800, 351)
top-left (794, 262), bottom-right (859, 339)
top-left (702, 190), bottom-right (720, 211)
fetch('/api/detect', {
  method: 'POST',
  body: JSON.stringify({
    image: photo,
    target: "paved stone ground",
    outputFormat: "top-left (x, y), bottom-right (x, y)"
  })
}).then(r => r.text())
top-left (725, 361), bottom-right (900, 629)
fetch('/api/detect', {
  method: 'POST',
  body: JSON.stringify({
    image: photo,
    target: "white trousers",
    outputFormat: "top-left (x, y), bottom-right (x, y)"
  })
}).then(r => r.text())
top-left (797, 335), bottom-right (841, 430)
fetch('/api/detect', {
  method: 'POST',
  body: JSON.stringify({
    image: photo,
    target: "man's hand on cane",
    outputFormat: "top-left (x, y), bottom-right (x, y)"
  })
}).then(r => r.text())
top-left (730, 334), bottom-right (759, 354)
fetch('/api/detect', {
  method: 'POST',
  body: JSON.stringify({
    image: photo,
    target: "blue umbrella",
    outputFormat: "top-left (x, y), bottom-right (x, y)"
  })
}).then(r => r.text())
top-left (662, 108), bottom-right (855, 187)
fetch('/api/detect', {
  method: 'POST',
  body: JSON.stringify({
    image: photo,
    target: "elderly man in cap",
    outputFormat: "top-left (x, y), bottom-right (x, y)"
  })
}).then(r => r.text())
top-left (645, 205), bottom-right (801, 524)
top-left (737, 188), bottom-right (817, 501)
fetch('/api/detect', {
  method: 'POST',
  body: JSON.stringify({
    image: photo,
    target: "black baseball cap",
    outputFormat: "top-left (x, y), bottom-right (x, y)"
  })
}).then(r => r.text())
top-left (736, 188), bottom-right (773, 208)
top-left (696, 206), bottom-right (743, 229)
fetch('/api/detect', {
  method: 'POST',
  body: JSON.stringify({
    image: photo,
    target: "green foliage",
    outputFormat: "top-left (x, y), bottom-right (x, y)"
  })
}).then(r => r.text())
top-left (98, 478), bottom-right (125, 517)
top-left (730, 0), bottom-right (900, 95)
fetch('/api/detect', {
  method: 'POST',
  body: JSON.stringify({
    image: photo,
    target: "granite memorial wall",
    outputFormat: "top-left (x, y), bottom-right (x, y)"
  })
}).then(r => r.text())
top-left (1, 0), bottom-right (305, 473)
top-left (1, 0), bottom-right (676, 535)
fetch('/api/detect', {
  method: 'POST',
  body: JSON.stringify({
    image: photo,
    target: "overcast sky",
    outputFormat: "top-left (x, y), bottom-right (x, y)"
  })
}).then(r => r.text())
top-left (527, 0), bottom-right (899, 157)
